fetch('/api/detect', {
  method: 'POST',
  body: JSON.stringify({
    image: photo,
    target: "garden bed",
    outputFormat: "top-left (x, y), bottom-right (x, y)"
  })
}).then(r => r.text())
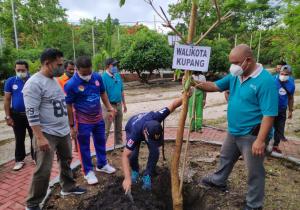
top-left (44, 141), bottom-right (300, 210)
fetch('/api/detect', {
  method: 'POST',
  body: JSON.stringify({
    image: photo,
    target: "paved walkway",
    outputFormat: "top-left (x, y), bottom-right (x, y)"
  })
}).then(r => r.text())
top-left (0, 127), bottom-right (299, 210)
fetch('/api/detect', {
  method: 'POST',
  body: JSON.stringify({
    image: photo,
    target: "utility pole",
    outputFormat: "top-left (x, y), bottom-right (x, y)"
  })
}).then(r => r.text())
top-left (71, 27), bottom-right (76, 61)
top-left (92, 25), bottom-right (96, 56)
top-left (250, 33), bottom-right (253, 49)
top-left (257, 31), bottom-right (262, 63)
top-left (154, 15), bottom-right (157, 31)
top-left (234, 34), bottom-right (237, 47)
top-left (11, 0), bottom-right (18, 50)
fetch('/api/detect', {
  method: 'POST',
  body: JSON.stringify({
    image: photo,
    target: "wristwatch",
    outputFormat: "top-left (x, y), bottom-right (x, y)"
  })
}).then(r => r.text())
top-left (5, 116), bottom-right (11, 120)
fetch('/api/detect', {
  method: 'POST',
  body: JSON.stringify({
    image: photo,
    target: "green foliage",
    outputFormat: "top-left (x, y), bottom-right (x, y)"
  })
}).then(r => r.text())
top-left (27, 60), bottom-right (41, 75)
top-left (92, 50), bottom-right (109, 70)
top-left (201, 38), bottom-right (231, 72)
top-left (116, 29), bottom-right (172, 82)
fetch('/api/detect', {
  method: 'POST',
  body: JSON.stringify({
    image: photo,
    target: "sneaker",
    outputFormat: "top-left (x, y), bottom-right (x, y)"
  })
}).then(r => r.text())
top-left (25, 206), bottom-right (41, 210)
top-left (13, 161), bottom-right (25, 171)
top-left (272, 146), bottom-right (282, 154)
top-left (201, 176), bottom-right (228, 192)
top-left (84, 171), bottom-right (98, 185)
top-left (96, 163), bottom-right (116, 174)
top-left (142, 175), bottom-right (151, 190)
top-left (131, 170), bottom-right (139, 183)
top-left (243, 204), bottom-right (262, 210)
top-left (60, 186), bottom-right (87, 196)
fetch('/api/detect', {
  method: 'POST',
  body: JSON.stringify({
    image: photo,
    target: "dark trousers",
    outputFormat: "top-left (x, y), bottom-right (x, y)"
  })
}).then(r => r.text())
top-left (274, 109), bottom-right (287, 147)
top-left (129, 139), bottom-right (161, 176)
top-left (11, 111), bottom-right (34, 161)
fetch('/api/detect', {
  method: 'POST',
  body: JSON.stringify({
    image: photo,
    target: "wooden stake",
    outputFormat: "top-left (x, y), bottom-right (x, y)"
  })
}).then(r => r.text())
top-left (171, 2), bottom-right (197, 210)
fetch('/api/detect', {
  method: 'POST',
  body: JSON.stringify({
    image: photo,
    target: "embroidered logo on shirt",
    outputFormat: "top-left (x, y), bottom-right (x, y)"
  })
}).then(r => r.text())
top-left (78, 85), bottom-right (85, 92)
top-left (127, 139), bottom-right (134, 148)
top-left (95, 80), bottom-right (100, 86)
top-left (279, 87), bottom-right (287, 96)
top-left (12, 84), bottom-right (18, 90)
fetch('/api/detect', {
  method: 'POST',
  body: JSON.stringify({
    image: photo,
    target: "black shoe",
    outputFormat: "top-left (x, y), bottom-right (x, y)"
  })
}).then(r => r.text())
top-left (201, 176), bottom-right (228, 192)
top-left (243, 204), bottom-right (262, 210)
top-left (60, 186), bottom-right (87, 196)
top-left (25, 206), bottom-right (41, 210)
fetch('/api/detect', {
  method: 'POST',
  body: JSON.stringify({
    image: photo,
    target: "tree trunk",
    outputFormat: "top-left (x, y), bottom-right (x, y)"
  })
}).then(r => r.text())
top-left (171, 2), bottom-right (198, 210)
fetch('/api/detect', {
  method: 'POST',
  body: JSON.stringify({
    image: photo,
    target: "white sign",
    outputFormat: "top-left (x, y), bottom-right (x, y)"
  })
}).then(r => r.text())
top-left (172, 44), bottom-right (211, 72)
top-left (168, 35), bottom-right (180, 46)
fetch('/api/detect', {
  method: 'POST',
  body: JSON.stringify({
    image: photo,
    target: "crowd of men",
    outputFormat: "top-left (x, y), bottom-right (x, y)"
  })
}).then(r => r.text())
top-left (3, 44), bottom-right (295, 210)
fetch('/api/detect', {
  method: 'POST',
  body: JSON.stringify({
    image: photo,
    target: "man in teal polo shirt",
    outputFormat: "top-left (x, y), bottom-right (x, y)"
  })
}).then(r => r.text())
top-left (195, 44), bottom-right (278, 210)
top-left (102, 58), bottom-right (127, 147)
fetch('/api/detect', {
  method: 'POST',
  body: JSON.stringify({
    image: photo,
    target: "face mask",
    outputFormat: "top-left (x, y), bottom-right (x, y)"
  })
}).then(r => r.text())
top-left (111, 66), bottom-right (118, 74)
top-left (229, 58), bottom-right (247, 76)
top-left (79, 73), bottom-right (92, 82)
top-left (16, 72), bottom-right (27, 79)
top-left (52, 66), bottom-right (64, 77)
top-left (279, 75), bottom-right (289, 82)
top-left (65, 71), bottom-right (73, 78)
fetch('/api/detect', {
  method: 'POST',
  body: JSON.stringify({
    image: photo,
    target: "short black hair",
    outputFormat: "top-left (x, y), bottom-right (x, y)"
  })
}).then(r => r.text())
top-left (15, 60), bottom-right (29, 69)
top-left (40, 48), bottom-right (64, 64)
top-left (278, 61), bottom-right (287, 66)
top-left (64, 60), bottom-right (75, 69)
top-left (76, 56), bottom-right (92, 69)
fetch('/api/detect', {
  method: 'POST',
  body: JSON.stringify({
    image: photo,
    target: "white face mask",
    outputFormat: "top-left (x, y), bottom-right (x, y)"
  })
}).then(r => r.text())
top-left (229, 58), bottom-right (247, 76)
top-left (16, 72), bottom-right (27, 79)
top-left (79, 73), bottom-right (92, 82)
top-left (279, 75), bottom-right (289, 82)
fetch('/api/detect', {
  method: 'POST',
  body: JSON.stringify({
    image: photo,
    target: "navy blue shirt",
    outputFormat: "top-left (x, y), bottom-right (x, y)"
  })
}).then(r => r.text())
top-left (64, 72), bottom-right (106, 124)
top-left (125, 107), bottom-right (170, 150)
top-left (4, 76), bottom-right (29, 112)
top-left (274, 75), bottom-right (295, 111)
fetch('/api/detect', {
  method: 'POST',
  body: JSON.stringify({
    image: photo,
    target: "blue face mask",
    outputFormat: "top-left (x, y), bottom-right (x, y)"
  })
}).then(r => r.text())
top-left (111, 66), bottom-right (118, 74)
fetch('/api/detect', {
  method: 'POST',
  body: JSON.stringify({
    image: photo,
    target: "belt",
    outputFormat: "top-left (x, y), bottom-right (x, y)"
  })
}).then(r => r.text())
top-left (110, 102), bottom-right (121, 105)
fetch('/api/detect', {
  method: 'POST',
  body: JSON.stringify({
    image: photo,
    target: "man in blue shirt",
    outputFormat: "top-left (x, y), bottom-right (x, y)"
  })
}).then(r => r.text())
top-left (194, 44), bottom-right (278, 210)
top-left (273, 65), bottom-right (295, 153)
top-left (102, 58), bottom-right (127, 147)
top-left (4, 60), bottom-right (34, 171)
top-left (65, 56), bottom-right (117, 185)
top-left (122, 97), bottom-right (183, 192)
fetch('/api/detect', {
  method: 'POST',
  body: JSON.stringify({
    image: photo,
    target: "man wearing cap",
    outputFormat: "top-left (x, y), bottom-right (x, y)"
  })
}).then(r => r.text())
top-left (122, 97), bottom-right (183, 192)
top-left (273, 65), bottom-right (295, 153)
top-left (102, 58), bottom-right (127, 147)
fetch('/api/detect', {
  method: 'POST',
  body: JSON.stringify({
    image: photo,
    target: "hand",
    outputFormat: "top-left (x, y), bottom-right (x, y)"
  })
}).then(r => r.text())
top-left (123, 104), bottom-right (127, 113)
top-left (195, 81), bottom-right (205, 90)
top-left (6, 118), bottom-right (14, 127)
top-left (108, 108), bottom-right (116, 122)
top-left (70, 127), bottom-right (77, 140)
top-left (288, 111), bottom-right (293, 119)
top-left (252, 139), bottom-right (265, 157)
top-left (122, 178), bottom-right (132, 193)
top-left (37, 135), bottom-right (50, 152)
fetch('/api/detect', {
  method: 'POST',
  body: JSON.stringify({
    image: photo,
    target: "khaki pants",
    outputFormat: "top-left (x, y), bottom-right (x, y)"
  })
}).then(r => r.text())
top-left (26, 133), bottom-right (75, 207)
top-left (104, 103), bottom-right (123, 145)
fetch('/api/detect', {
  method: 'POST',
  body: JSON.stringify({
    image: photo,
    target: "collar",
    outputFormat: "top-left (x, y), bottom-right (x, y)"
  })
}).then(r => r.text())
top-left (239, 63), bottom-right (263, 83)
top-left (106, 70), bottom-right (115, 78)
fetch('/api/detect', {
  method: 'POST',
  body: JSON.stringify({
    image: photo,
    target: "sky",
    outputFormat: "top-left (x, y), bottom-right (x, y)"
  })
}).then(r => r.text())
top-left (59, 0), bottom-right (178, 32)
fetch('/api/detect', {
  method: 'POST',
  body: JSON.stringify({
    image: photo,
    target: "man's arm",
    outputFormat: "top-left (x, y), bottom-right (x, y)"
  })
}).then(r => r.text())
top-left (31, 125), bottom-right (50, 151)
top-left (122, 148), bottom-right (132, 193)
top-left (4, 92), bottom-right (14, 126)
top-left (195, 81), bottom-right (220, 92)
top-left (167, 97), bottom-right (183, 113)
top-left (252, 116), bottom-right (274, 156)
top-left (288, 95), bottom-right (294, 119)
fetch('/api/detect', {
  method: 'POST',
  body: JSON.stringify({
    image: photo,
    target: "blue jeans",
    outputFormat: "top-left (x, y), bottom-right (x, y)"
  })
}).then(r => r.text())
top-left (129, 139), bottom-right (162, 176)
top-left (77, 120), bottom-right (107, 175)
